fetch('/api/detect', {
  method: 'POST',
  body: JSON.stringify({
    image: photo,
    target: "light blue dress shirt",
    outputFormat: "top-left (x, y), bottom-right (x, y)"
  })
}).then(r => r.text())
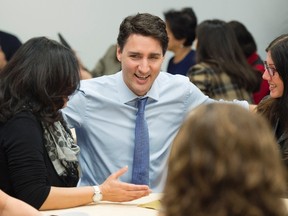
top-left (62, 71), bottom-right (248, 192)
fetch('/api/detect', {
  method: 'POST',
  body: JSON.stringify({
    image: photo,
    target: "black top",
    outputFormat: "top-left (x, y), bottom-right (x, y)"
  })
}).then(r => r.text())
top-left (0, 30), bottom-right (22, 61)
top-left (274, 119), bottom-right (288, 166)
top-left (0, 111), bottom-right (70, 209)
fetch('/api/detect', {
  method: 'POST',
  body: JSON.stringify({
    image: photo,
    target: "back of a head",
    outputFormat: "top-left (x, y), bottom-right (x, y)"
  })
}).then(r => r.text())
top-left (196, 19), bottom-right (260, 92)
top-left (228, 20), bottom-right (257, 57)
top-left (196, 19), bottom-right (244, 64)
top-left (162, 103), bottom-right (287, 216)
top-left (164, 7), bottom-right (197, 46)
top-left (117, 13), bottom-right (168, 56)
top-left (0, 37), bottom-right (80, 123)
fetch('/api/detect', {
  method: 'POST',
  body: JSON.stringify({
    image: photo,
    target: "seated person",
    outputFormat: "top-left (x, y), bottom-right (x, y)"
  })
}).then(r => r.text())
top-left (187, 19), bottom-right (261, 103)
top-left (0, 37), bottom-right (150, 210)
top-left (62, 13), bottom-right (251, 194)
top-left (164, 7), bottom-right (197, 76)
top-left (256, 34), bottom-right (288, 176)
top-left (160, 103), bottom-right (287, 216)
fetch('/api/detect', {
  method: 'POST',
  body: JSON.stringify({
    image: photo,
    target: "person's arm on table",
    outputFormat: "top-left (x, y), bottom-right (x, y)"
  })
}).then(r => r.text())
top-left (0, 190), bottom-right (40, 216)
top-left (40, 166), bottom-right (150, 210)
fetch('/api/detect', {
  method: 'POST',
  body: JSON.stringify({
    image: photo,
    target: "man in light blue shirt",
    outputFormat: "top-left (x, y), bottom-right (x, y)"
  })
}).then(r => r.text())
top-left (62, 13), bottom-right (249, 192)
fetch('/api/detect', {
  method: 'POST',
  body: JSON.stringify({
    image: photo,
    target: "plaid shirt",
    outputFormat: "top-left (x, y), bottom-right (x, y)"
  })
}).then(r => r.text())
top-left (187, 62), bottom-right (253, 103)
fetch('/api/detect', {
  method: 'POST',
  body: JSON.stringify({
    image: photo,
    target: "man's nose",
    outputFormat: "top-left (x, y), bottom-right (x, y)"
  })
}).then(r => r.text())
top-left (138, 59), bottom-right (149, 73)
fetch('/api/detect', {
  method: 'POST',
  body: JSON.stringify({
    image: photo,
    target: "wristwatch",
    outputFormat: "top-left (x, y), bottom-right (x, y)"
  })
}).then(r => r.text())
top-left (92, 186), bottom-right (103, 203)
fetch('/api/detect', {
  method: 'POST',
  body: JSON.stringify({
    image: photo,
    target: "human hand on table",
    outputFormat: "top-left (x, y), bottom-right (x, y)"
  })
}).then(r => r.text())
top-left (99, 166), bottom-right (151, 202)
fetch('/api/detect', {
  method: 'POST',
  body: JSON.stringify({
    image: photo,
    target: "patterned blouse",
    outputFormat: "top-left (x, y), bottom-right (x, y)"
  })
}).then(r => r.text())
top-left (187, 62), bottom-right (253, 103)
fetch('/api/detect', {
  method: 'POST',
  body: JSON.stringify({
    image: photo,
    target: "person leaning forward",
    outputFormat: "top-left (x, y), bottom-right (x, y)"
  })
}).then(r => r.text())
top-left (62, 13), bottom-right (254, 192)
top-left (0, 37), bottom-right (150, 210)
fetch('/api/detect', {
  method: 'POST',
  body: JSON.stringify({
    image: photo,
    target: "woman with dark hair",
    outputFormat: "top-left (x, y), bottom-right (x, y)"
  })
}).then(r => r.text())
top-left (164, 7), bottom-right (197, 76)
top-left (160, 103), bottom-right (287, 216)
top-left (187, 19), bottom-right (261, 103)
top-left (228, 20), bottom-right (269, 104)
top-left (257, 34), bottom-right (288, 169)
top-left (0, 37), bottom-right (149, 210)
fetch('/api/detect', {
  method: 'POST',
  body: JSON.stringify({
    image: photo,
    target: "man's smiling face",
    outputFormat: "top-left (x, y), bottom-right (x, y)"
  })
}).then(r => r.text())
top-left (117, 34), bottom-right (164, 96)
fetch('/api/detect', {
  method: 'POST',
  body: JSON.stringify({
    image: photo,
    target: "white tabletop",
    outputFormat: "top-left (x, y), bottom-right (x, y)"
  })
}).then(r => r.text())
top-left (41, 194), bottom-right (288, 216)
top-left (41, 193), bottom-right (161, 216)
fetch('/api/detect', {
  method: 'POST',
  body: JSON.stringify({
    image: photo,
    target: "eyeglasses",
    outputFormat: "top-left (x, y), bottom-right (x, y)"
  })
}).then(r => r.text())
top-left (264, 61), bottom-right (277, 77)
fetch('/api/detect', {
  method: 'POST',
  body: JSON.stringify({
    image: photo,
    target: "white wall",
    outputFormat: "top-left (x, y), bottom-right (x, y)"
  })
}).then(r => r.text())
top-left (1, 0), bottom-right (287, 71)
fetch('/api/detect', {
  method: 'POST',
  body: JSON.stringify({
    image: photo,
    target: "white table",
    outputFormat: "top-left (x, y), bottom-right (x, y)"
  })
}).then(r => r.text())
top-left (41, 193), bottom-right (161, 216)
top-left (41, 194), bottom-right (288, 216)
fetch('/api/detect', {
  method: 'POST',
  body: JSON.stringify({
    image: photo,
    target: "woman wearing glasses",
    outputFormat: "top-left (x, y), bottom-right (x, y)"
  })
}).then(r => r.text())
top-left (257, 34), bottom-right (288, 170)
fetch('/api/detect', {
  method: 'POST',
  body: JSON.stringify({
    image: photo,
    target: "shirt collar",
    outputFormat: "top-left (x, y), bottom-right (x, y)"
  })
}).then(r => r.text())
top-left (117, 71), bottom-right (160, 105)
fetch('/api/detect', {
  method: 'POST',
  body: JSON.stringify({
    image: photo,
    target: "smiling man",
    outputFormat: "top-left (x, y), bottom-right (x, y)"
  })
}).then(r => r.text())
top-left (62, 13), bottom-right (249, 192)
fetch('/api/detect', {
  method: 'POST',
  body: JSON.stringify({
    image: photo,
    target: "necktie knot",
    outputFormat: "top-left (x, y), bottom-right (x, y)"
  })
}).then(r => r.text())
top-left (137, 97), bottom-right (148, 114)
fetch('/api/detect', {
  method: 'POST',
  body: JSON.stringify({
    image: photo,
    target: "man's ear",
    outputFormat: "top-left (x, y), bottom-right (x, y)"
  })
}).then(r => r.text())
top-left (116, 45), bottom-right (122, 62)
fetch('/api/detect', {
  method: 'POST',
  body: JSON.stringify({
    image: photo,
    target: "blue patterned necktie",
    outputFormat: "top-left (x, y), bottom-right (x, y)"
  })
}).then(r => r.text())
top-left (131, 97), bottom-right (149, 185)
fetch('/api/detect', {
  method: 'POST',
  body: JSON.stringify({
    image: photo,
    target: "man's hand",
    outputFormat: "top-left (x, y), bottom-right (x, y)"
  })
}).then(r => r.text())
top-left (100, 166), bottom-right (151, 202)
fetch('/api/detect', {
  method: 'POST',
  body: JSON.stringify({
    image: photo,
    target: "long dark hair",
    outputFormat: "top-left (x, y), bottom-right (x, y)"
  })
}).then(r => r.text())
top-left (257, 34), bottom-right (288, 129)
top-left (0, 37), bottom-right (80, 124)
top-left (196, 19), bottom-right (261, 92)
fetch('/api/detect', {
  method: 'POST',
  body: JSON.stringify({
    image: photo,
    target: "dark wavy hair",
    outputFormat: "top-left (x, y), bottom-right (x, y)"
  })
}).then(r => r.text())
top-left (164, 7), bottom-right (197, 47)
top-left (196, 19), bottom-right (261, 92)
top-left (257, 34), bottom-right (288, 130)
top-left (117, 13), bottom-right (168, 56)
top-left (162, 103), bottom-right (287, 216)
top-left (0, 37), bottom-right (80, 124)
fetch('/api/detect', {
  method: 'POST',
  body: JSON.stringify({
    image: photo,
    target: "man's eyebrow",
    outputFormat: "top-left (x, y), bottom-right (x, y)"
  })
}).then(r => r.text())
top-left (149, 53), bottom-right (162, 56)
top-left (127, 51), bottom-right (162, 56)
top-left (127, 51), bottom-right (141, 55)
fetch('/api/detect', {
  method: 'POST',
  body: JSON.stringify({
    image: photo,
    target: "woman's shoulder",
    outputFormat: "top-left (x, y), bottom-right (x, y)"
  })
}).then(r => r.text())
top-left (187, 62), bottom-right (215, 76)
top-left (0, 111), bottom-right (43, 151)
top-left (1, 111), bottom-right (40, 133)
top-left (9, 111), bottom-right (37, 121)
top-left (158, 71), bottom-right (190, 84)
